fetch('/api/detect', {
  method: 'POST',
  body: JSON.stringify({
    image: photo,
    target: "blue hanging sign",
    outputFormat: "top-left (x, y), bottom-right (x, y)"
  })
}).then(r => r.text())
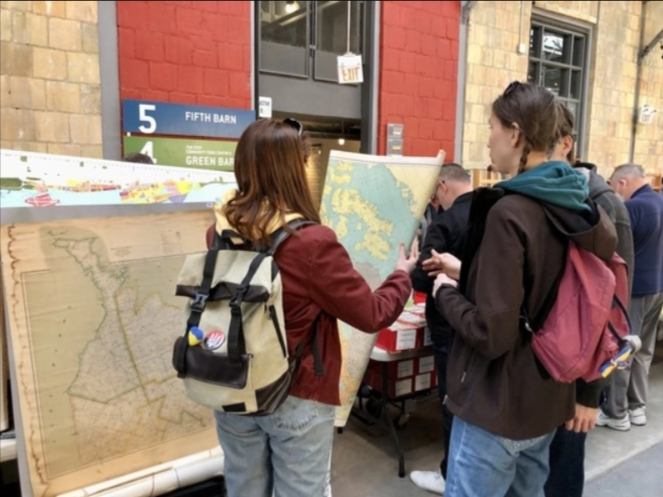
top-left (122, 100), bottom-right (255, 139)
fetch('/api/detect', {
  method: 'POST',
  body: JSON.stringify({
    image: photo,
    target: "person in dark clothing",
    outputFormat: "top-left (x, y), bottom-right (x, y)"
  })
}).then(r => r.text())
top-left (418, 199), bottom-right (444, 248)
top-left (409, 163), bottom-right (473, 495)
top-left (544, 103), bottom-right (634, 497)
top-left (598, 164), bottom-right (663, 430)
top-left (432, 82), bottom-right (617, 497)
top-left (123, 152), bottom-right (154, 164)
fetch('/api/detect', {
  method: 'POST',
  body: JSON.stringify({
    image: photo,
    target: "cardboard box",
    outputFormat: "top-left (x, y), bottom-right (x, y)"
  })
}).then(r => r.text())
top-left (375, 304), bottom-right (427, 353)
top-left (362, 356), bottom-right (438, 399)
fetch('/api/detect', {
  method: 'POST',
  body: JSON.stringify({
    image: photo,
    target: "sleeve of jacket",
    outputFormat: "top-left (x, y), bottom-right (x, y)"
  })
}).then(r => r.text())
top-left (575, 378), bottom-right (604, 408)
top-left (308, 227), bottom-right (412, 333)
top-left (411, 217), bottom-right (452, 294)
top-left (613, 205), bottom-right (635, 295)
top-left (435, 203), bottom-right (525, 359)
top-left (205, 224), bottom-right (215, 249)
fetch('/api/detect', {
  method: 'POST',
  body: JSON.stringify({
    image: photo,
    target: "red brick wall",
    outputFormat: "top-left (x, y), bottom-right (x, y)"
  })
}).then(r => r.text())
top-left (116, 0), bottom-right (251, 109)
top-left (379, 1), bottom-right (460, 159)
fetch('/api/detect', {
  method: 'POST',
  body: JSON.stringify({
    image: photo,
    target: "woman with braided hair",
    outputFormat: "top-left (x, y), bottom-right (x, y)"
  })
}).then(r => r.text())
top-left (429, 82), bottom-right (617, 497)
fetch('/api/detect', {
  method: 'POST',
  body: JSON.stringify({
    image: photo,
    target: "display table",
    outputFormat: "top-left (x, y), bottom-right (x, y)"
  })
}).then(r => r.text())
top-left (352, 345), bottom-right (436, 477)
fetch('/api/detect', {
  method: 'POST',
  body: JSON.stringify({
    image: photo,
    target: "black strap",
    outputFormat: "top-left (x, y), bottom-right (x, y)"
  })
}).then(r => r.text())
top-left (266, 219), bottom-right (317, 255)
top-left (227, 252), bottom-right (268, 363)
top-left (227, 219), bottom-right (316, 363)
top-left (175, 248), bottom-right (219, 378)
top-left (310, 315), bottom-right (324, 376)
top-left (292, 314), bottom-right (325, 377)
top-left (607, 295), bottom-right (632, 345)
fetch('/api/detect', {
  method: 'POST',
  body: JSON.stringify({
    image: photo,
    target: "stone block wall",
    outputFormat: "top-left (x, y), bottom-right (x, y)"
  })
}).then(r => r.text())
top-left (461, 0), bottom-right (662, 175)
top-left (0, 1), bottom-right (102, 157)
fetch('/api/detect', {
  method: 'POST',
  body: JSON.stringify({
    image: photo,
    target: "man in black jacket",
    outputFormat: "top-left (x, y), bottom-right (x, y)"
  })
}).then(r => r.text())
top-left (409, 163), bottom-right (473, 495)
top-left (544, 104), bottom-right (634, 497)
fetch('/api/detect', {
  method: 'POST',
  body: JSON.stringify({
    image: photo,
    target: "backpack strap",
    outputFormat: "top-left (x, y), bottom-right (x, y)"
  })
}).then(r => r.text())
top-left (268, 219), bottom-right (324, 376)
top-left (266, 219), bottom-right (317, 255)
top-left (175, 245), bottom-right (220, 378)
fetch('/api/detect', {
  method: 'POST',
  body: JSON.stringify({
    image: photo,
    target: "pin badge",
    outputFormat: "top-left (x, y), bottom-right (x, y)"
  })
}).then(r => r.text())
top-left (204, 330), bottom-right (226, 351)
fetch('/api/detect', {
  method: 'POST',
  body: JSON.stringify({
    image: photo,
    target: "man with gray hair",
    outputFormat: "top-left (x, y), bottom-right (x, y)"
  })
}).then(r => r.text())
top-left (598, 164), bottom-right (663, 430)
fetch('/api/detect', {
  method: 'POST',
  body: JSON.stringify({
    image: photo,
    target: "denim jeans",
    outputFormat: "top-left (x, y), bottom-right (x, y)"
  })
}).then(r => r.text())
top-left (214, 395), bottom-right (335, 497)
top-left (445, 416), bottom-right (556, 497)
top-left (544, 426), bottom-right (586, 497)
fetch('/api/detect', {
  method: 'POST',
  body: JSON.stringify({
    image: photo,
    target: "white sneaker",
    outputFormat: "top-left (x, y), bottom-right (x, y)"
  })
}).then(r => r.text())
top-left (410, 470), bottom-right (445, 495)
top-left (629, 407), bottom-right (647, 426)
top-left (596, 409), bottom-right (631, 431)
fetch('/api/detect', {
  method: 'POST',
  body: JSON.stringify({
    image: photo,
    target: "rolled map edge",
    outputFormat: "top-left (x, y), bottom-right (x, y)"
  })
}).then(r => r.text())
top-left (56, 448), bottom-right (224, 497)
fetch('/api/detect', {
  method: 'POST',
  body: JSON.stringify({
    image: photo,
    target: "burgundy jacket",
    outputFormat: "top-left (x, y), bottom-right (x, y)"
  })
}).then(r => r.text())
top-left (207, 223), bottom-right (411, 405)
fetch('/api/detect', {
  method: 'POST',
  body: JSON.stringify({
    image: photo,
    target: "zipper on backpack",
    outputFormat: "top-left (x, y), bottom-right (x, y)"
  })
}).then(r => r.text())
top-left (269, 305), bottom-right (287, 358)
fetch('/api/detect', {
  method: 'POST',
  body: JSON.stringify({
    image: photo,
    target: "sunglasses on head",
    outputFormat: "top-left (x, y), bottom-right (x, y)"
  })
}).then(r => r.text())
top-left (283, 118), bottom-right (304, 136)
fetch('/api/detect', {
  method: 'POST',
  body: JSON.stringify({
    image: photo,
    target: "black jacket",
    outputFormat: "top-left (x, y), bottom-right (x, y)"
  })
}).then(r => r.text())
top-left (412, 192), bottom-right (472, 348)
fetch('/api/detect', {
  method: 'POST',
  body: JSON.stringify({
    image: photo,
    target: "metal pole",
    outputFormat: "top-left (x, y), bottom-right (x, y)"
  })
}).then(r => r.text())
top-left (346, 1), bottom-right (352, 54)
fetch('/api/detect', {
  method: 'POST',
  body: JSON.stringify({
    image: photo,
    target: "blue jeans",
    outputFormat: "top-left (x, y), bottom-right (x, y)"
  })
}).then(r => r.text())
top-left (544, 426), bottom-right (586, 497)
top-left (446, 416), bottom-right (556, 497)
top-left (215, 395), bottom-right (335, 497)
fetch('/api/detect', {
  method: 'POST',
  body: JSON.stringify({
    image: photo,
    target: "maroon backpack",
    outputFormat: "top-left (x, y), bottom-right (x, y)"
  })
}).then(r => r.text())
top-left (523, 240), bottom-right (631, 383)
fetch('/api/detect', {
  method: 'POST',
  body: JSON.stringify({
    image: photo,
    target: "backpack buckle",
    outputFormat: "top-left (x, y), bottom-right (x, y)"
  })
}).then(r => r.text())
top-left (230, 286), bottom-right (247, 310)
top-left (191, 292), bottom-right (208, 312)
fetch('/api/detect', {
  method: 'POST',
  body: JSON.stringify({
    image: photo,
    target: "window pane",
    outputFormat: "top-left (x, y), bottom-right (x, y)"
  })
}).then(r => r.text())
top-left (572, 36), bottom-right (585, 67)
top-left (543, 66), bottom-right (568, 96)
top-left (260, 1), bottom-right (310, 76)
top-left (570, 70), bottom-right (582, 99)
top-left (543, 31), bottom-right (570, 64)
top-left (317, 1), bottom-right (361, 55)
top-left (530, 26), bottom-right (541, 58)
top-left (528, 62), bottom-right (539, 85)
top-left (565, 101), bottom-right (578, 122)
top-left (261, 1), bottom-right (308, 48)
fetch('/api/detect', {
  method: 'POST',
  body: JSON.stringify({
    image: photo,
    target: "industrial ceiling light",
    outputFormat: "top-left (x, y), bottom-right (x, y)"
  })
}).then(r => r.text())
top-left (285, 1), bottom-right (299, 14)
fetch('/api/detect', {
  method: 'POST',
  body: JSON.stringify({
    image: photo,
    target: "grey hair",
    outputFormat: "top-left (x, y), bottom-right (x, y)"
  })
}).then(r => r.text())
top-left (439, 162), bottom-right (471, 183)
top-left (611, 163), bottom-right (646, 181)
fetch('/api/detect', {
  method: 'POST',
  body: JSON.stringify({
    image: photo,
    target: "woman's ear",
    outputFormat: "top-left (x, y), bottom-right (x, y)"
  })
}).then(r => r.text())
top-left (509, 123), bottom-right (522, 148)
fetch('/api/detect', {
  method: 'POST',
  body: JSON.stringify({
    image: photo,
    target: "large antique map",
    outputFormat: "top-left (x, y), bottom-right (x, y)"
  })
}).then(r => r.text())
top-left (320, 150), bottom-right (444, 426)
top-left (0, 210), bottom-right (219, 497)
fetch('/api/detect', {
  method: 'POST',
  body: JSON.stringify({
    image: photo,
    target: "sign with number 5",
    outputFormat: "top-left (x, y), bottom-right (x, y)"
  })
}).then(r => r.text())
top-left (122, 100), bottom-right (256, 139)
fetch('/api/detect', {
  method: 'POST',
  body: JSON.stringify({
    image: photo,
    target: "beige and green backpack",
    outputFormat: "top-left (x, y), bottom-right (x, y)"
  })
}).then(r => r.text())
top-left (172, 219), bottom-right (323, 415)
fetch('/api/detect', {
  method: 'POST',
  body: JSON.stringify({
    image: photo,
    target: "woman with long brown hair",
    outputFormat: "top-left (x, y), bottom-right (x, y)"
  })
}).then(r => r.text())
top-left (209, 118), bottom-right (416, 497)
top-left (432, 83), bottom-right (617, 496)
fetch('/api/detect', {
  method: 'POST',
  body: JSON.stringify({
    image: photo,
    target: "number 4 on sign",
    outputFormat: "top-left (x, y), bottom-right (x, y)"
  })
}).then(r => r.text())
top-left (140, 141), bottom-right (158, 164)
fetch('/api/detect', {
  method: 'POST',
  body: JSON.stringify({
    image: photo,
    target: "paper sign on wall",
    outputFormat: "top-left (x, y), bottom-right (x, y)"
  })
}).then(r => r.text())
top-left (259, 96), bottom-right (273, 119)
top-left (337, 54), bottom-right (363, 85)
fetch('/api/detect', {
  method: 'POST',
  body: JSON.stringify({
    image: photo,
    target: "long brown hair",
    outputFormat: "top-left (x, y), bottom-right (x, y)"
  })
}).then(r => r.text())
top-left (492, 81), bottom-right (562, 173)
top-left (223, 119), bottom-right (321, 247)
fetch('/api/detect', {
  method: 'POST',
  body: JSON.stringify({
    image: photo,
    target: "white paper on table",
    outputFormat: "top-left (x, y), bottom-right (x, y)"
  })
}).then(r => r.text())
top-left (396, 329), bottom-right (417, 350)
